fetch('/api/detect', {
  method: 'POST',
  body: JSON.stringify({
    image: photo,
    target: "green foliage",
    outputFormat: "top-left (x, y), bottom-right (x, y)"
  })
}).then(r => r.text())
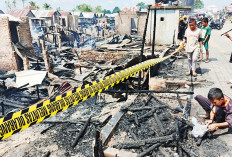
top-left (76, 3), bottom-right (93, 12)
top-left (12, 0), bottom-right (16, 7)
top-left (34, 5), bottom-right (39, 9)
top-left (29, 1), bottom-right (39, 9)
top-left (5, 0), bottom-right (17, 10)
top-left (194, 0), bottom-right (204, 9)
top-left (43, 3), bottom-right (52, 10)
top-left (103, 9), bottom-right (111, 14)
top-left (95, 5), bottom-right (102, 13)
top-left (22, 0), bottom-right (27, 7)
top-left (136, 2), bottom-right (147, 9)
top-left (112, 6), bottom-right (120, 13)
top-left (56, 7), bottom-right (62, 11)
top-left (29, 1), bottom-right (35, 6)
top-left (71, 8), bottom-right (76, 13)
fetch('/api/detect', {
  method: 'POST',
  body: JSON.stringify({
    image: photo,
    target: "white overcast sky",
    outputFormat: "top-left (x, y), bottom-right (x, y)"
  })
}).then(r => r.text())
top-left (0, 0), bottom-right (231, 12)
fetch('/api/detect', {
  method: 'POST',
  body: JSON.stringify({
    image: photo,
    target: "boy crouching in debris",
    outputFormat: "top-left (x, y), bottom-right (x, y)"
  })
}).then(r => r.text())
top-left (195, 88), bottom-right (232, 131)
top-left (182, 19), bottom-right (203, 77)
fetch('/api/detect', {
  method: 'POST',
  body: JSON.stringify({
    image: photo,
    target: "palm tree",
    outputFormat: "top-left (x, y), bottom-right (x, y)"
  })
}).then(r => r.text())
top-left (29, 1), bottom-right (35, 7)
top-left (22, 0), bottom-right (26, 7)
top-left (29, 1), bottom-right (39, 9)
top-left (34, 5), bottom-right (40, 9)
top-left (43, 3), bottom-right (52, 10)
top-left (12, 0), bottom-right (17, 7)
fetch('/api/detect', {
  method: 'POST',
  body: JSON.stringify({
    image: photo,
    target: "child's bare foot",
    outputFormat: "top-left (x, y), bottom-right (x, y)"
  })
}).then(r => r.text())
top-left (186, 71), bottom-right (191, 76)
top-left (192, 71), bottom-right (197, 77)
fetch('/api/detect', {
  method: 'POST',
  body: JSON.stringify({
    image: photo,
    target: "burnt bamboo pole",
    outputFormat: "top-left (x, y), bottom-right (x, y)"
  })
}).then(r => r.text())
top-left (138, 5), bottom-right (151, 90)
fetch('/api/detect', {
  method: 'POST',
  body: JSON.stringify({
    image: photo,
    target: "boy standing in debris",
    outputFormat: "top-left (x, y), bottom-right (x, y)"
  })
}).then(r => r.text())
top-left (182, 19), bottom-right (203, 76)
top-left (200, 18), bottom-right (211, 62)
top-left (195, 88), bottom-right (232, 131)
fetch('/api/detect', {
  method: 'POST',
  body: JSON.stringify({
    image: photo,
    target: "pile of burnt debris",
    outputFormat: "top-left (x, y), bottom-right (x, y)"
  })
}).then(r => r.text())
top-left (0, 25), bottom-right (223, 157)
top-left (110, 93), bottom-right (197, 157)
top-left (0, 32), bottom-right (165, 117)
top-left (0, 36), bottom-right (229, 157)
top-left (37, 92), bottom-right (227, 157)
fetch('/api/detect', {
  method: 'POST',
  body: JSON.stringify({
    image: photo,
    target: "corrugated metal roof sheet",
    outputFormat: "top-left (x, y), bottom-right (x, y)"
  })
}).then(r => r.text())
top-left (81, 12), bottom-right (96, 18)
top-left (72, 11), bottom-right (81, 16)
top-left (0, 14), bottom-right (22, 22)
top-left (24, 6), bottom-right (36, 10)
top-left (8, 9), bottom-right (33, 18)
top-left (59, 11), bottom-right (71, 16)
top-left (105, 13), bottom-right (117, 18)
top-left (122, 7), bottom-right (140, 12)
top-left (34, 10), bottom-right (60, 18)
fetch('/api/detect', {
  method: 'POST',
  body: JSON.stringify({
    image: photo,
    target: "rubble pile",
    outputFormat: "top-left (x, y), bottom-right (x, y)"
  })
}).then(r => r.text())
top-left (0, 29), bottom-right (230, 157)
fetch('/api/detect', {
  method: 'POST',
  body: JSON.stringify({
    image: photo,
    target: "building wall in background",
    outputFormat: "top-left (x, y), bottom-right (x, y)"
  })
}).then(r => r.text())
top-left (115, 11), bottom-right (147, 36)
top-left (17, 17), bottom-right (34, 53)
top-left (0, 16), bottom-right (19, 71)
top-left (147, 9), bottom-right (179, 45)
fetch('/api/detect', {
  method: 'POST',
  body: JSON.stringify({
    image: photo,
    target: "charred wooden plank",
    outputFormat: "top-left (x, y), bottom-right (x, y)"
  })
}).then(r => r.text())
top-left (42, 151), bottom-right (51, 157)
top-left (175, 116), bottom-right (193, 128)
top-left (100, 115), bottom-right (112, 128)
top-left (94, 129), bottom-right (104, 157)
top-left (179, 143), bottom-right (199, 157)
top-left (134, 114), bottom-right (139, 126)
top-left (114, 134), bottom-right (175, 149)
top-left (127, 106), bottom-right (167, 112)
top-left (0, 98), bottom-right (26, 108)
top-left (72, 116), bottom-right (91, 148)
top-left (138, 108), bottom-right (156, 120)
top-left (101, 110), bottom-right (124, 146)
top-left (125, 125), bottom-right (138, 141)
top-left (41, 124), bottom-right (55, 134)
top-left (154, 113), bottom-right (166, 135)
top-left (177, 93), bottom-right (184, 108)
top-left (183, 98), bottom-right (191, 119)
top-left (137, 143), bottom-right (162, 157)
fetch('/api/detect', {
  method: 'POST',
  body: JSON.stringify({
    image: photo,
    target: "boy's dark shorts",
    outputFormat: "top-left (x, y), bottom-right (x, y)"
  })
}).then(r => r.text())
top-left (195, 95), bottom-right (226, 122)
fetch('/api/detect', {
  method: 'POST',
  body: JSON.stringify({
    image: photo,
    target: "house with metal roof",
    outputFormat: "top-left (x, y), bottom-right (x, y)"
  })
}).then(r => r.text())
top-left (96, 13), bottom-right (105, 18)
top-left (8, 9), bottom-right (35, 18)
top-left (79, 12), bottom-right (97, 25)
top-left (34, 10), bottom-right (61, 26)
top-left (59, 11), bottom-right (71, 27)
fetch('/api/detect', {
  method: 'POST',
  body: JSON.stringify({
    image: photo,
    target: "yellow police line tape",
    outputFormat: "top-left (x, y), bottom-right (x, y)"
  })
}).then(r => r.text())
top-left (0, 45), bottom-right (182, 140)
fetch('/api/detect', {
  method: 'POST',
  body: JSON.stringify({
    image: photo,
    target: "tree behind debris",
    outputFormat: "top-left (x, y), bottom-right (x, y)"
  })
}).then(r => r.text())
top-left (136, 2), bottom-right (147, 9)
top-left (76, 3), bottom-right (93, 12)
top-left (194, 0), bottom-right (204, 9)
top-left (95, 5), bottom-right (102, 13)
top-left (56, 7), bottom-right (62, 11)
top-left (22, 0), bottom-right (26, 7)
top-left (4, 0), bottom-right (17, 10)
top-left (103, 9), bottom-right (111, 14)
top-left (29, 1), bottom-right (39, 9)
top-left (43, 3), bottom-right (52, 10)
top-left (112, 6), bottom-right (120, 13)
